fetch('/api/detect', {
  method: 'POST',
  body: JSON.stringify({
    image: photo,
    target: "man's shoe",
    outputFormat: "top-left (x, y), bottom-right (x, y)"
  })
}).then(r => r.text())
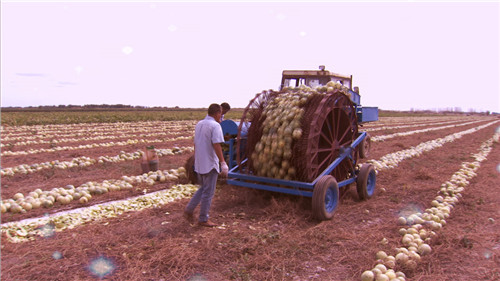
top-left (183, 211), bottom-right (194, 223)
top-left (198, 220), bottom-right (217, 227)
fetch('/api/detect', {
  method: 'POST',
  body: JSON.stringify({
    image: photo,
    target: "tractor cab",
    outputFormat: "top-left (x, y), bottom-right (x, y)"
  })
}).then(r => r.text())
top-left (281, 65), bottom-right (361, 106)
top-left (280, 65), bottom-right (357, 92)
top-left (280, 65), bottom-right (377, 123)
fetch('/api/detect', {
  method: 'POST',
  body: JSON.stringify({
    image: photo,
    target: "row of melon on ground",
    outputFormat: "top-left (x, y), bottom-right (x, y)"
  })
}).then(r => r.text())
top-left (1, 117), bottom-right (486, 176)
top-left (1, 118), bottom-right (496, 216)
top-left (2, 119), bottom-right (498, 246)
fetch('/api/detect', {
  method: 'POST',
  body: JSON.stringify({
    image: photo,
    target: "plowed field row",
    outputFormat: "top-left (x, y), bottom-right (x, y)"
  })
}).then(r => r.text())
top-left (365, 118), bottom-right (481, 132)
top-left (1, 120), bottom-right (197, 136)
top-left (362, 116), bottom-right (472, 127)
top-left (2, 118), bottom-right (490, 167)
top-left (2, 118), bottom-right (496, 222)
top-left (3, 120), bottom-right (498, 244)
top-left (1, 116), bottom-right (499, 281)
top-left (0, 130), bottom-right (189, 148)
top-left (1, 120), bottom-right (196, 142)
top-left (1, 118), bottom-right (489, 176)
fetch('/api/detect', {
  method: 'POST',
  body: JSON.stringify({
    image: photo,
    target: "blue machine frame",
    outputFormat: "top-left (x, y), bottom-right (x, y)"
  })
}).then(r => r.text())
top-left (226, 132), bottom-right (369, 197)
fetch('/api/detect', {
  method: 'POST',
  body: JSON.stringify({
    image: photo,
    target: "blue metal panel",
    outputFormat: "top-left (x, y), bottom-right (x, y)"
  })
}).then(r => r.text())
top-left (220, 120), bottom-right (238, 136)
top-left (349, 90), bottom-right (361, 105)
top-left (357, 107), bottom-right (379, 123)
top-left (223, 121), bottom-right (250, 169)
top-left (224, 138), bottom-right (237, 169)
top-left (221, 120), bottom-right (250, 137)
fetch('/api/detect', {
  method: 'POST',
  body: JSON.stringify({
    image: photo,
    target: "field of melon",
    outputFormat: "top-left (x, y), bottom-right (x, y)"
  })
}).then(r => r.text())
top-left (1, 113), bottom-right (499, 280)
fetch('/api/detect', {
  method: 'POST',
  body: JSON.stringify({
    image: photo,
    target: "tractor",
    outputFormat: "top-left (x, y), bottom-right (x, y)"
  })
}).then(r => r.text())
top-left (187, 66), bottom-right (378, 220)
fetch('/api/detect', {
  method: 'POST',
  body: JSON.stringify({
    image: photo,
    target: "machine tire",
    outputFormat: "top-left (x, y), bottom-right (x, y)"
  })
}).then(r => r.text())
top-left (312, 175), bottom-right (339, 221)
top-left (184, 154), bottom-right (198, 184)
top-left (356, 163), bottom-right (376, 200)
top-left (359, 133), bottom-right (371, 159)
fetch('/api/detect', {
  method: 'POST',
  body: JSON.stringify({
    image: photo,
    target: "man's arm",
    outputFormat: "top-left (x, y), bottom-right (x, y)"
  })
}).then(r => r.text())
top-left (213, 142), bottom-right (228, 177)
top-left (213, 143), bottom-right (225, 164)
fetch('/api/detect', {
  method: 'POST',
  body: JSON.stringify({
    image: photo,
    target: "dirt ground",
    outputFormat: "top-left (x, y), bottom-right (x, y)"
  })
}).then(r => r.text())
top-left (1, 116), bottom-right (499, 280)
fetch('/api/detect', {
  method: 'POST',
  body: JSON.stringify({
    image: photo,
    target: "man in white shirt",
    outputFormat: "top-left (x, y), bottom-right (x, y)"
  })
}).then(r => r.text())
top-left (184, 104), bottom-right (229, 227)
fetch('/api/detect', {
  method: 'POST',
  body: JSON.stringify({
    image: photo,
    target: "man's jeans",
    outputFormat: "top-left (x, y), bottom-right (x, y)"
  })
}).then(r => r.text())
top-left (185, 169), bottom-right (218, 222)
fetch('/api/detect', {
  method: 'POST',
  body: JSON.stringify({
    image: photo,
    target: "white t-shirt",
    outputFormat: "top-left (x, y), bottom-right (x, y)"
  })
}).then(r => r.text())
top-left (194, 115), bottom-right (224, 174)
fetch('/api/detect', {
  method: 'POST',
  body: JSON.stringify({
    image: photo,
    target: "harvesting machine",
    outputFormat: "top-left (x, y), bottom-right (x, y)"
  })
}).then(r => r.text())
top-left (188, 66), bottom-right (379, 220)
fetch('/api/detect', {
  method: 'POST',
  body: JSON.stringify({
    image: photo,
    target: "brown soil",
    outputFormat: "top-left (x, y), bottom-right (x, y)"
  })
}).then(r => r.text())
top-left (1, 116), bottom-right (499, 280)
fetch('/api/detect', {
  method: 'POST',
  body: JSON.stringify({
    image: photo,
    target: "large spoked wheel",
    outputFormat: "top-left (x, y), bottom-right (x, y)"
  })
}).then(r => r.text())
top-left (312, 175), bottom-right (339, 220)
top-left (359, 133), bottom-right (371, 159)
top-left (356, 163), bottom-right (376, 200)
top-left (237, 90), bottom-right (280, 171)
top-left (303, 92), bottom-right (358, 182)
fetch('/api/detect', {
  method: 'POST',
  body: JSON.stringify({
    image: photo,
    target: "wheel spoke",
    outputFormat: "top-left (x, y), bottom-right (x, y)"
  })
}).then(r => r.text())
top-left (326, 112), bottom-right (334, 142)
top-left (339, 131), bottom-right (349, 145)
top-left (316, 147), bottom-right (332, 153)
top-left (339, 137), bottom-right (352, 147)
top-left (320, 130), bottom-right (333, 146)
top-left (336, 106), bottom-right (342, 142)
top-left (310, 150), bottom-right (318, 162)
top-left (318, 152), bottom-right (335, 172)
top-left (331, 109), bottom-right (336, 141)
top-left (338, 123), bottom-right (351, 144)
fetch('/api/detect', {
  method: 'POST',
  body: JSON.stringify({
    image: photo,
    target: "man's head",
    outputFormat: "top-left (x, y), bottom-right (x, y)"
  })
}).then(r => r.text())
top-left (221, 102), bottom-right (231, 115)
top-left (208, 103), bottom-right (222, 122)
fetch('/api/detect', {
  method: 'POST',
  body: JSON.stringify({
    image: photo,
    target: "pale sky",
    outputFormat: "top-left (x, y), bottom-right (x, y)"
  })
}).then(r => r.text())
top-left (1, 1), bottom-right (499, 113)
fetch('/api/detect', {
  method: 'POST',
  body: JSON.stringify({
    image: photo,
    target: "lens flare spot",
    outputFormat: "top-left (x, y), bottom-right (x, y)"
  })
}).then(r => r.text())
top-left (483, 249), bottom-right (493, 259)
top-left (122, 46), bottom-right (133, 55)
top-left (168, 24), bottom-right (178, 32)
top-left (397, 203), bottom-right (424, 220)
top-left (38, 223), bottom-right (55, 238)
top-left (75, 66), bottom-right (83, 75)
top-left (88, 256), bottom-right (115, 278)
top-left (496, 163), bottom-right (500, 174)
top-left (494, 126), bottom-right (500, 142)
top-left (52, 251), bottom-right (63, 260)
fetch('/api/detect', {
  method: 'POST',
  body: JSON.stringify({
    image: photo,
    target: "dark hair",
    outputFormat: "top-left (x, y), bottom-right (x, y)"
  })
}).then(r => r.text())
top-left (208, 103), bottom-right (222, 116)
top-left (221, 102), bottom-right (231, 111)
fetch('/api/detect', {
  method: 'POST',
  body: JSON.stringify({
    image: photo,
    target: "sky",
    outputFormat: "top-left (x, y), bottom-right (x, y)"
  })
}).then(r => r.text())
top-left (1, 1), bottom-right (499, 113)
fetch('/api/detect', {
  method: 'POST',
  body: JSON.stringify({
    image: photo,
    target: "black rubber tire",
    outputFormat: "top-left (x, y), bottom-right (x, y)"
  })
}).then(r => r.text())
top-left (312, 175), bottom-right (339, 221)
top-left (184, 154), bottom-right (198, 184)
top-left (359, 133), bottom-right (371, 159)
top-left (356, 163), bottom-right (376, 200)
